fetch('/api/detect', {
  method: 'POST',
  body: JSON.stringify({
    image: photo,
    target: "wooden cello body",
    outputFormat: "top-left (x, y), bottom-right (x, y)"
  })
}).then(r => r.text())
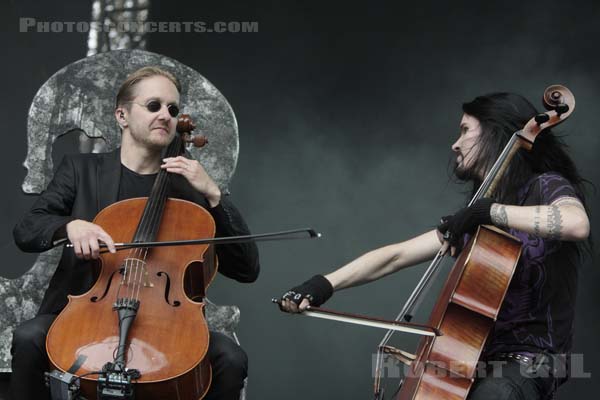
top-left (392, 85), bottom-right (576, 399)
top-left (46, 116), bottom-right (217, 399)
top-left (397, 225), bottom-right (521, 399)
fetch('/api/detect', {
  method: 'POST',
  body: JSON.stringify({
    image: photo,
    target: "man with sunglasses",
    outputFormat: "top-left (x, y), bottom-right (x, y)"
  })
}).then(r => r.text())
top-left (11, 66), bottom-right (259, 400)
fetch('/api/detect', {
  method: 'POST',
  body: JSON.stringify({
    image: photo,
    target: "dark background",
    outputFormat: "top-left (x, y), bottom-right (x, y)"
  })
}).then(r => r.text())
top-left (1, 1), bottom-right (599, 399)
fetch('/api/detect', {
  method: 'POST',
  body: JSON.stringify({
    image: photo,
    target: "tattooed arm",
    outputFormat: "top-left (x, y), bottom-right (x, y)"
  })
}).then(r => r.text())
top-left (490, 197), bottom-right (590, 241)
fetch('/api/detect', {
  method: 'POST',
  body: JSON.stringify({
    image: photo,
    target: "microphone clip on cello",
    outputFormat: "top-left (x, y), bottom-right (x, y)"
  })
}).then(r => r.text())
top-left (96, 361), bottom-right (140, 400)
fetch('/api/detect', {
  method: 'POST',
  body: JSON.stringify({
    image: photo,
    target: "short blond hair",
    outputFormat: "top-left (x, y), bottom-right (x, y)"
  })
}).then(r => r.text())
top-left (116, 66), bottom-right (181, 108)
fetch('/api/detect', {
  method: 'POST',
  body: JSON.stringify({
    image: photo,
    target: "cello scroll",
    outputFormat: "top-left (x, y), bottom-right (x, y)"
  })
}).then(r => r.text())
top-left (520, 84), bottom-right (575, 146)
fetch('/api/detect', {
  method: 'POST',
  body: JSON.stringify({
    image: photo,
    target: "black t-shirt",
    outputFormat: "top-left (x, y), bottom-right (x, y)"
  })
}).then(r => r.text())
top-left (118, 164), bottom-right (157, 200)
top-left (484, 172), bottom-right (581, 356)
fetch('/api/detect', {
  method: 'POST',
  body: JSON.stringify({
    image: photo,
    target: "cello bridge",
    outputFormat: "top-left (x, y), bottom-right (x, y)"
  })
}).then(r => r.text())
top-left (121, 258), bottom-right (154, 288)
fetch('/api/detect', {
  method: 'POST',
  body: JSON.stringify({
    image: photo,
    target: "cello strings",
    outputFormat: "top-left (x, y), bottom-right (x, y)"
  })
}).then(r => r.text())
top-left (117, 251), bottom-right (135, 300)
top-left (135, 163), bottom-right (170, 302)
top-left (135, 249), bottom-right (150, 301)
top-left (122, 173), bottom-right (158, 302)
top-left (109, 136), bottom-right (182, 366)
top-left (128, 136), bottom-right (178, 303)
top-left (470, 133), bottom-right (519, 205)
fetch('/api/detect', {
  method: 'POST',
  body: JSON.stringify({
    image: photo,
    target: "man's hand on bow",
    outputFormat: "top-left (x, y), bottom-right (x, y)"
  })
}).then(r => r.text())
top-left (66, 219), bottom-right (116, 260)
top-left (279, 275), bottom-right (334, 313)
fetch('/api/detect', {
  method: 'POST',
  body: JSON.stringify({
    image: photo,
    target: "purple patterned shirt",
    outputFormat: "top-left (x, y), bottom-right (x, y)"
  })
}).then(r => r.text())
top-left (483, 172), bottom-right (581, 356)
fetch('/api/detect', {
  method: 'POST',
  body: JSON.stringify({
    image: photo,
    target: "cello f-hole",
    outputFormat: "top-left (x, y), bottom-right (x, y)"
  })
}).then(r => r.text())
top-left (156, 271), bottom-right (181, 307)
top-left (90, 267), bottom-right (124, 302)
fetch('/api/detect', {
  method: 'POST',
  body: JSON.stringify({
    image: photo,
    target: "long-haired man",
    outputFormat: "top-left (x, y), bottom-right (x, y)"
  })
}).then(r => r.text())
top-left (280, 92), bottom-right (591, 399)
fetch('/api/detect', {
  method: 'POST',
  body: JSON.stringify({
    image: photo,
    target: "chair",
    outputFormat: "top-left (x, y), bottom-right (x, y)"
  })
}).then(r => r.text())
top-left (0, 49), bottom-right (247, 398)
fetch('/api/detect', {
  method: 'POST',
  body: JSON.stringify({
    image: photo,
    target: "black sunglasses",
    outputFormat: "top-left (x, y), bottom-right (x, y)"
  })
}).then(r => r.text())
top-left (129, 100), bottom-right (179, 118)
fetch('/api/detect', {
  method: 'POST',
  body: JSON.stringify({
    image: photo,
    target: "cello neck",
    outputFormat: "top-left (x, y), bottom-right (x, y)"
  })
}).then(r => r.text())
top-left (470, 132), bottom-right (531, 204)
top-left (131, 134), bottom-right (185, 244)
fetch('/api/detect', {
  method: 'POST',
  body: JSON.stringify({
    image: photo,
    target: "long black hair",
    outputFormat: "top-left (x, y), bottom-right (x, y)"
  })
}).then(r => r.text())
top-left (460, 92), bottom-right (588, 206)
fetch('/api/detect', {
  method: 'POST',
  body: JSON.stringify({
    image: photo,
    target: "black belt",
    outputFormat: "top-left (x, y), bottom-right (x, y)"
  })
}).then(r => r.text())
top-left (495, 352), bottom-right (538, 367)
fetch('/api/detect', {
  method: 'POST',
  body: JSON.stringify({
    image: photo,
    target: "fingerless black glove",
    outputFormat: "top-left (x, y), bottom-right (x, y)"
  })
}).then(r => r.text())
top-left (282, 274), bottom-right (334, 307)
top-left (437, 198), bottom-right (494, 246)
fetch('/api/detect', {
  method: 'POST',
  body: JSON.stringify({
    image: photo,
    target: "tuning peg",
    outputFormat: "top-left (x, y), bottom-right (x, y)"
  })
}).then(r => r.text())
top-left (189, 135), bottom-right (208, 148)
top-left (555, 103), bottom-right (569, 115)
top-left (182, 133), bottom-right (208, 148)
top-left (534, 113), bottom-right (550, 125)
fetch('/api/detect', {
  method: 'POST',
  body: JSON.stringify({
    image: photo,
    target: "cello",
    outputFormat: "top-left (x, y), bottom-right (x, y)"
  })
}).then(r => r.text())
top-left (46, 115), bottom-right (217, 399)
top-left (372, 85), bottom-right (576, 399)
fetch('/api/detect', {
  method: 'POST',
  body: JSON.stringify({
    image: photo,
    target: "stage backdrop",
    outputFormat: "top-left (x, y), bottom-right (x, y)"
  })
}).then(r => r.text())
top-left (2, 1), bottom-right (599, 399)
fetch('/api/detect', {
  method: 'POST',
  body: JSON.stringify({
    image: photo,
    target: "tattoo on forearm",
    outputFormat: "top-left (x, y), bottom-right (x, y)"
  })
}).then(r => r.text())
top-left (491, 204), bottom-right (509, 228)
top-left (552, 197), bottom-right (585, 211)
top-left (534, 206), bottom-right (541, 236)
top-left (547, 205), bottom-right (563, 240)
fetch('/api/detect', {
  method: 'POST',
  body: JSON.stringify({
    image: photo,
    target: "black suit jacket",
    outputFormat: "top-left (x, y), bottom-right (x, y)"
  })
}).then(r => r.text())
top-left (14, 148), bottom-right (259, 315)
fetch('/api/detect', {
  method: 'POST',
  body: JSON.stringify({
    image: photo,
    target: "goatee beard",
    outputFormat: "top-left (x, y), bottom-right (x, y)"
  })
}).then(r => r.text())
top-left (453, 162), bottom-right (477, 182)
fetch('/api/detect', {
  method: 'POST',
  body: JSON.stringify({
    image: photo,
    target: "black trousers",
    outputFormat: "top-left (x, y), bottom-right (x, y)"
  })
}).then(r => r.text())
top-left (468, 359), bottom-right (556, 400)
top-left (10, 314), bottom-right (247, 400)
